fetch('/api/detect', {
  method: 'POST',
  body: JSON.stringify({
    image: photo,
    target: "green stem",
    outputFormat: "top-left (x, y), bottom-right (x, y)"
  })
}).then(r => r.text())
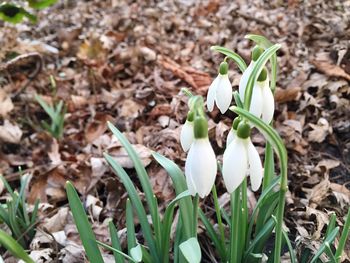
top-left (211, 185), bottom-right (226, 259)
top-left (335, 208), bottom-right (350, 262)
top-left (229, 188), bottom-right (241, 263)
top-left (231, 107), bottom-right (288, 263)
top-left (192, 194), bottom-right (199, 237)
top-left (240, 178), bottom-right (248, 254)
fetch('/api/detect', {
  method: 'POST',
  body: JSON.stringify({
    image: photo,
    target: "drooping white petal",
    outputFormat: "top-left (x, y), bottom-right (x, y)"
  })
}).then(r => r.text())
top-left (185, 145), bottom-right (197, 196)
top-left (261, 79), bottom-right (275, 124)
top-left (222, 137), bottom-right (248, 193)
top-left (215, 74), bottom-right (232, 113)
top-left (207, 75), bottom-right (219, 112)
top-left (239, 62), bottom-right (254, 102)
top-left (249, 82), bottom-right (263, 118)
top-left (226, 129), bottom-right (236, 147)
top-left (247, 139), bottom-right (263, 191)
top-left (188, 138), bottom-right (217, 198)
top-left (180, 120), bottom-right (194, 152)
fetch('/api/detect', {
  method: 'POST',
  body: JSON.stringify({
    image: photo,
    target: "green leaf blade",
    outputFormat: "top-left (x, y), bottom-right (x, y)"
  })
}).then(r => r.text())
top-left (65, 181), bottom-right (104, 263)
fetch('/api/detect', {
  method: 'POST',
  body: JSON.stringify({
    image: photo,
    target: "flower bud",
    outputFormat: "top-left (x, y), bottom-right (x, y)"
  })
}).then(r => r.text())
top-left (257, 68), bottom-right (268, 82)
top-left (252, 46), bottom-right (264, 62)
top-left (237, 121), bottom-right (251, 139)
top-left (232, 117), bottom-right (241, 130)
top-left (194, 117), bottom-right (208, 139)
top-left (219, 61), bottom-right (228, 75)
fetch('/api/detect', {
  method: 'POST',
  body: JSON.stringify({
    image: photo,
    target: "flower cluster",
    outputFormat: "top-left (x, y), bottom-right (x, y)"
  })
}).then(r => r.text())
top-left (180, 45), bottom-right (275, 197)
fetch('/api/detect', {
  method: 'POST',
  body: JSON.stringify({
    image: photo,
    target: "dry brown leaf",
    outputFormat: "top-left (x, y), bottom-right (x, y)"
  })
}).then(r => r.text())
top-left (0, 89), bottom-right (14, 116)
top-left (0, 120), bottom-right (22, 143)
top-left (308, 118), bottom-right (332, 143)
top-left (85, 113), bottom-right (114, 143)
top-left (43, 207), bottom-right (69, 233)
top-left (312, 60), bottom-right (350, 81)
top-left (108, 144), bottom-right (152, 169)
top-left (48, 139), bottom-right (62, 165)
top-left (275, 86), bottom-right (301, 103)
top-left (157, 55), bottom-right (198, 89)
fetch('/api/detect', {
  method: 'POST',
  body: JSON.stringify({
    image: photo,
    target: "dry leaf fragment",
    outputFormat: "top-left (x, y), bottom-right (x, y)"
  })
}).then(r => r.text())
top-left (108, 144), bottom-right (152, 169)
top-left (43, 207), bottom-right (69, 233)
top-left (275, 86), bottom-right (301, 103)
top-left (308, 118), bottom-right (331, 143)
top-left (312, 60), bottom-right (350, 81)
top-left (0, 120), bottom-right (23, 143)
top-left (0, 89), bottom-right (14, 116)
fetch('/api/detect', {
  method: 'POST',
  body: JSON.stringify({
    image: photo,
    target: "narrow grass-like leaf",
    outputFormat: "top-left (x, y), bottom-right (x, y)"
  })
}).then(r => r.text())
top-left (27, 0), bottom-right (57, 10)
top-left (65, 181), bottom-right (104, 263)
top-left (243, 44), bottom-right (281, 110)
top-left (104, 153), bottom-right (160, 262)
top-left (233, 91), bottom-right (244, 108)
top-left (0, 229), bottom-right (34, 263)
top-left (335, 208), bottom-right (350, 262)
top-left (230, 106), bottom-right (288, 262)
top-left (126, 199), bottom-right (137, 253)
top-left (162, 190), bottom-right (190, 262)
top-left (199, 209), bottom-right (226, 260)
top-left (262, 142), bottom-right (275, 190)
top-left (244, 218), bottom-right (276, 262)
top-left (152, 151), bottom-right (193, 239)
top-left (246, 177), bottom-right (280, 247)
top-left (179, 237), bottom-right (201, 263)
top-left (310, 227), bottom-right (339, 263)
top-left (325, 212), bottom-right (337, 239)
top-left (210, 46), bottom-right (247, 72)
top-left (97, 240), bottom-right (137, 262)
top-left (282, 229), bottom-right (296, 263)
top-left (245, 34), bottom-right (277, 92)
top-left (107, 122), bottom-right (162, 255)
top-left (108, 221), bottom-right (124, 263)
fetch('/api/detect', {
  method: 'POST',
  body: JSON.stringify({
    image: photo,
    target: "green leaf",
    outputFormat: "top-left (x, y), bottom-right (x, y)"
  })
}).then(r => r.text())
top-left (104, 153), bottom-right (160, 262)
top-left (310, 227), bottom-right (339, 263)
top-left (108, 221), bottom-right (124, 263)
top-left (97, 240), bottom-right (138, 262)
top-left (0, 229), bottom-right (34, 263)
top-left (65, 181), bottom-right (104, 263)
top-left (210, 46), bottom-right (247, 72)
top-left (179, 237), bottom-right (202, 263)
top-left (245, 34), bottom-right (277, 92)
top-left (107, 122), bottom-right (162, 257)
top-left (198, 209), bottom-right (226, 260)
top-left (243, 44), bottom-right (281, 110)
top-left (162, 190), bottom-right (191, 262)
top-left (0, 3), bottom-right (34, 24)
top-left (325, 212), bottom-right (337, 239)
top-left (126, 199), bottom-right (137, 253)
top-left (335, 208), bottom-right (350, 262)
top-left (130, 244), bottom-right (143, 262)
top-left (152, 151), bottom-right (193, 239)
top-left (27, 0), bottom-right (57, 10)
top-left (243, 218), bottom-right (276, 261)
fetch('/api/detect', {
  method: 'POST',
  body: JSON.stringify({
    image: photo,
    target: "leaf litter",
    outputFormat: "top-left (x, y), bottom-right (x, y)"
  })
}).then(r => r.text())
top-left (0, 0), bottom-right (349, 261)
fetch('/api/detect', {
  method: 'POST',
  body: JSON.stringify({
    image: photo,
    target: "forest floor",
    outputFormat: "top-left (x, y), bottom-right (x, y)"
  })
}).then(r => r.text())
top-left (0, 0), bottom-right (349, 262)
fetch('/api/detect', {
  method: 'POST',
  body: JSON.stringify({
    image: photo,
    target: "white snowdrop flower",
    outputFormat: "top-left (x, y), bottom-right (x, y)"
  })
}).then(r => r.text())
top-left (185, 117), bottom-right (217, 198)
top-left (180, 112), bottom-right (195, 152)
top-left (226, 129), bottom-right (236, 147)
top-left (207, 61), bottom-right (232, 114)
top-left (239, 46), bottom-right (264, 103)
top-left (222, 122), bottom-right (263, 193)
top-left (249, 68), bottom-right (275, 124)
